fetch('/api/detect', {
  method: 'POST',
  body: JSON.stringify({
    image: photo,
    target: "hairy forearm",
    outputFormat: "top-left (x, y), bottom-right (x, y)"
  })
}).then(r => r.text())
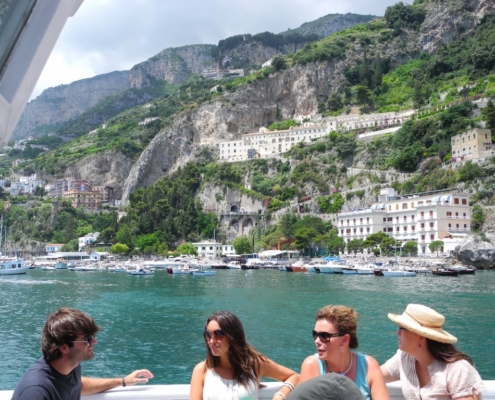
top-left (81, 376), bottom-right (123, 395)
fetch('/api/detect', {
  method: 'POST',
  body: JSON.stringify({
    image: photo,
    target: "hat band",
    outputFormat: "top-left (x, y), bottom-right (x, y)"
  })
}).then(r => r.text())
top-left (403, 311), bottom-right (443, 330)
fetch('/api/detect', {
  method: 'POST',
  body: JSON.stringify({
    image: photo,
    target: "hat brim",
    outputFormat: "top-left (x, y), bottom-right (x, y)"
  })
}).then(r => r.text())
top-left (388, 313), bottom-right (457, 344)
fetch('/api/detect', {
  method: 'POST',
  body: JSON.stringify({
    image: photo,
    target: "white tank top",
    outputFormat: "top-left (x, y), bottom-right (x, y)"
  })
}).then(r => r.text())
top-left (203, 368), bottom-right (259, 400)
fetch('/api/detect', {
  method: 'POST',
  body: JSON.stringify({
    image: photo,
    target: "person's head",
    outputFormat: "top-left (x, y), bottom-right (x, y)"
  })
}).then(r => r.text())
top-left (313, 305), bottom-right (359, 355)
top-left (203, 311), bottom-right (265, 386)
top-left (388, 304), bottom-right (473, 365)
top-left (41, 308), bottom-right (100, 363)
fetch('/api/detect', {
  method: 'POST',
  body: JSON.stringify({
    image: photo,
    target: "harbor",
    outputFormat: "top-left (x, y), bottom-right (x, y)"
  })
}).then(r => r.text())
top-left (0, 267), bottom-right (494, 393)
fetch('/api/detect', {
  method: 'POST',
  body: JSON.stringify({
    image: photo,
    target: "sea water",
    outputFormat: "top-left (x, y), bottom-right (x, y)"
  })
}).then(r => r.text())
top-left (0, 269), bottom-right (494, 389)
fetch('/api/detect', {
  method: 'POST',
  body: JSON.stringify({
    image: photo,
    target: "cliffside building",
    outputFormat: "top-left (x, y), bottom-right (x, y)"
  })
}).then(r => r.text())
top-left (218, 110), bottom-right (414, 162)
top-left (337, 188), bottom-right (471, 255)
top-left (63, 188), bottom-right (102, 210)
top-left (451, 128), bottom-right (492, 162)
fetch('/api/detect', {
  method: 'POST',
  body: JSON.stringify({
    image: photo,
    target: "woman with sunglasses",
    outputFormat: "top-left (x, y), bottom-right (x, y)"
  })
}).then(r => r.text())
top-left (298, 305), bottom-right (389, 400)
top-left (190, 311), bottom-right (299, 400)
top-left (380, 304), bottom-right (485, 400)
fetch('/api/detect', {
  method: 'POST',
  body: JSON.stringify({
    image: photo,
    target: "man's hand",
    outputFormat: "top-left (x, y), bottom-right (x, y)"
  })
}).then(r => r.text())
top-left (123, 369), bottom-right (154, 386)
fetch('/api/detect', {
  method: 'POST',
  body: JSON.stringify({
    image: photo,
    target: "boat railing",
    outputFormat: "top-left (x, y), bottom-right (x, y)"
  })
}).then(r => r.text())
top-left (1, 381), bottom-right (494, 400)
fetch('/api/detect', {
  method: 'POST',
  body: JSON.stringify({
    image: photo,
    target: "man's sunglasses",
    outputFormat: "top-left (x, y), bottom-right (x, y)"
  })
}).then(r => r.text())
top-left (203, 329), bottom-right (226, 340)
top-left (71, 336), bottom-right (96, 346)
top-left (312, 330), bottom-right (344, 343)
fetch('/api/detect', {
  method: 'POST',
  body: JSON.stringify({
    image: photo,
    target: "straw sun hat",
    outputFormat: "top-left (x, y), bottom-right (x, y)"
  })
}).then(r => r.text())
top-left (388, 304), bottom-right (458, 344)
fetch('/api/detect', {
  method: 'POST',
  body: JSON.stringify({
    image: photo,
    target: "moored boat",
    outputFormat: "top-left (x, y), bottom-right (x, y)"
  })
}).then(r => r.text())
top-left (381, 270), bottom-right (417, 277)
top-left (129, 267), bottom-right (155, 276)
top-left (227, 261), bottom-right (242, 269)
top-left (448, 265), bottom-right (475, 275)
top-left (0, 259), bottom-right (29, 275)
top-left (192, 270), bottom-right (216, 276)
top-left (432, 269), bottom-right (458, 277)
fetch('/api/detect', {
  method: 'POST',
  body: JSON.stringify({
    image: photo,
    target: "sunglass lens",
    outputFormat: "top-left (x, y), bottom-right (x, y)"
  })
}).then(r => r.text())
top-left (213, 330), bottom-right (225, 339)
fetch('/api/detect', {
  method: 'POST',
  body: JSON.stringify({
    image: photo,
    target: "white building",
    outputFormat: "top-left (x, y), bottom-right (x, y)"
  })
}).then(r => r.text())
top-left (337, 188), bottom-right (471, 255)
top-left (45, 243), bottom-right (64, 253)
top-left (10, 179), bottom-right (45, 196)
top-left (79, 232), bottom-right (100, 251)
top-left (217, 110), bottom-right (414, 162)
top-left (193, 241), bottom-right (224, 257)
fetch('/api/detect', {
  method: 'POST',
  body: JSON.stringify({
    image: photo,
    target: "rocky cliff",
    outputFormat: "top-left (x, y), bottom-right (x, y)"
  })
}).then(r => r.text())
top-left (278, 13), bottom-right (376, 38)
top-left (418, 0), bottom-right (495, 53)
top-left (12, 71), bottom-right (130, 139)
top-left (128, 45), bottom-right (215, 88)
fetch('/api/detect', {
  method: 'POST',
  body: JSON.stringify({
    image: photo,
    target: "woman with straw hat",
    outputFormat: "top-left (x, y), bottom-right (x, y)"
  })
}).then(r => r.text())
top-left (380, 304), bottom-right (486, 400)
top-left (299, 305), bottom-right (389, 400)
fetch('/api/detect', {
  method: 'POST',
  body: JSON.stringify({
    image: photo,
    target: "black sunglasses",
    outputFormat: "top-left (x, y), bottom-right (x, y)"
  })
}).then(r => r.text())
top-left (203, 329), bottom-right (226, 340)
top-left (312, 330), bottom-right (344, 342)
top-left (71, 335), bottom-right (96, 346)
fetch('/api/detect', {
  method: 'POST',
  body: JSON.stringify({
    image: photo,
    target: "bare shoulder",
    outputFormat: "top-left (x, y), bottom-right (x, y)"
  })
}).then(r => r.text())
top-left (192, 361), bottom-right (206, 374)
top-left (365, 355), bottom-right (380, 368)
top-left (301, 354), bottom-right (319, 368)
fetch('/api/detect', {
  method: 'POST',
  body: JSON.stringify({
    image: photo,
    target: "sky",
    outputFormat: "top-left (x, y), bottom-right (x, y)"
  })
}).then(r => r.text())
top-left (32, 0), bottom-right (400, 99)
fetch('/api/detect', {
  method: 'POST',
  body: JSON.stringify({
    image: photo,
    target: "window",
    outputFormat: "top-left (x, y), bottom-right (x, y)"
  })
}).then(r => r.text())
top-left (448, 223), bottom-right (452, 228)
top-left (421, 223), bottom-right (425, 228)
top-left (366, 217), bottom-right (369, 223)
top-left (454, 198), bottom-right (459, 204)
top-left (360, 228), bottom-right (363, 233)
top-left (429, 211), bottom-right (433, 217)
top-left (353, 229), bottom-right (356, 233)
top-left (396, 204), bottom-right (399, 210)
top-left (404, 226), bottom-right (408, 231)
top-left (430, 234), bottom-right (434, 240)
top-left (464, 224), bottom-right (467, 228)
top-left (411, 202), bottom-right (415, 208)
top-left (341, 230), bottom-right (344, 235)
top-left (447, 212), bottom-right (452, 217)
top-left (404, 216), bottom-right (407, 221)
top-left (430, 222), bottom-right (434, 228)
top-left (402, 203), bottom-right (408, 209)
top-left (353, 219), bottom-right (356, 224)
top-left (340, 220), bottom-right (343, 225)
top-left (383, 228), bottom-right (387, 232)
top-left (412, 226), bottom-right (415, 231)
top-left (411, 215), bottom-right (415, 221)
top-left (360, 218), bottom-right (363, 224)
top-left (383, 217), bottom-right (386, 222)
top-left (462, 199), bottom-right (467, 205)
top-left (396, 216), bottom-right (399, 222)
top-left (388, 228), bottom-right (393, 232)
top-left (387, 217), bottom-right (393, 221)
top-left (456, 224), bottom-right (459, 228)
top-left (388, 205), bottom-right (392, 211)
top-left (455, 212), bottom-right (459, 217)
top-left (367, 228), bottom-right (370, 232)
top-left (421, 235), bottom-right (425, 240)
top-left (396, 227), bottom-right (400, 232)
top-left (420, 211), bottom-right (424, 218)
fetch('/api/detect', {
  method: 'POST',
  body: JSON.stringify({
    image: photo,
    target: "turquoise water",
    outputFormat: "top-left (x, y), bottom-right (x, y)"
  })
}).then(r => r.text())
top-left (0, 269), bottom-right (494, 389)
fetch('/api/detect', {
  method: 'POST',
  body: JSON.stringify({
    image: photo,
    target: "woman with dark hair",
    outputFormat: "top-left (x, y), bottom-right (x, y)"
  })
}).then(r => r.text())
top-left (381, 304), bottom-right (486, 400)
top-left (298, 305), bottom-right (389, 400)
top-left (190, 311), bottom-right (299, 400)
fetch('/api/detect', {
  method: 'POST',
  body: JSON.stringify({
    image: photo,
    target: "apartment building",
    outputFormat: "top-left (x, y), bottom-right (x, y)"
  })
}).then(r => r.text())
top-left (451, 128), bottom-right (492, 160)
top-left (52, 179), bottom-right (91, 198)
top-left (92, 186), bottom-right (115, 204)
top-left (63, 189), bottom-right (102, 210)
top-left (337, 188), bottom-right (470, 255)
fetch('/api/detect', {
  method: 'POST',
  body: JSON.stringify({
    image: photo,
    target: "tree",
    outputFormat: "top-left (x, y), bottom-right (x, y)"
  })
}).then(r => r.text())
top-left (280, 212), bottom-right (299, 240)
top-left (136, 233), bottom-right (160, 251)
top-left (60, 239), bottom-right (78, 252)
top-left (116, 224), bottom-right (134, 249)
top-left (34, 186), bottom-right (46, 198)
top-left (374, 54), bottom-right (383, 88)
top-left (327, 93), bottom-right (343, 112)
top-left (294, 227), bottom-right (318, 255)
top-left (327, 236), bottom-right (346, 255)
top-left (471, 204), bottom-right (485, 230)
top-left (428, 240), bottom-right (444, 256)
top-left (412, 69), bottom-right (425, 108)
top-left (111, 243), bottom-right (129, 255)
top-left (363, 231), bottom-right (389, 256)
top-left (176, 242), bottom-right (197, 255)
top-left (483, 99), bottom-right (495, 136)
top-left (233, 236), bottom-right (253, 255)
top-left (355, 85), bottom-right (372, 106)
top-left (347, 239), bottom-right (364, 255)
top-left (272, 55), bottom-right (287, 71)
top-left (403, 241), bottom-right (418, 256)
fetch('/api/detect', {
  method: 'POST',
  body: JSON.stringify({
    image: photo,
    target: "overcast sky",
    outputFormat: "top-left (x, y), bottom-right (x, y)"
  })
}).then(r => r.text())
top-left (32, 0), bottom-right (400, 99)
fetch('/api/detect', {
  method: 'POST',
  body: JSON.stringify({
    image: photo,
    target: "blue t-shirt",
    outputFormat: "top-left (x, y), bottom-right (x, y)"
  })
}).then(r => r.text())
top-left (314, 351), bottom-right (370, 400)
top-left (11, 357), bottom-right (81, 400)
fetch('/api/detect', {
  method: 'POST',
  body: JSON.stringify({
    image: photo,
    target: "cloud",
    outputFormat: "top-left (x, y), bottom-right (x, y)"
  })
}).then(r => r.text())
top-left (32, 0), bottom-right (398, 99)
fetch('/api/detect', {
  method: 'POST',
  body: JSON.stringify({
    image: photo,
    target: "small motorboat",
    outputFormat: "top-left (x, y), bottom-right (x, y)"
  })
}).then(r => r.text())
top-left (192, 270), bottom-right (216, 276)
top-left (448, 266), bottom-right (475, 275)
top-left (227, 261), bottom-right (242, 269)
top-left (432, 269), bottom-right (458, 277)
top-left (381, 270), bottom-right (417, 277)
top-left (129, 268), bottom-right (155, 276)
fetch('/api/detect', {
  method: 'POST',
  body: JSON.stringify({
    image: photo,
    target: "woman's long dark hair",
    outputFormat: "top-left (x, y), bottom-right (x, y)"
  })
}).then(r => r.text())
top-left (204, 311), bottom-right (267, 387)
top-left (426, 339), bottom-right (474, 366)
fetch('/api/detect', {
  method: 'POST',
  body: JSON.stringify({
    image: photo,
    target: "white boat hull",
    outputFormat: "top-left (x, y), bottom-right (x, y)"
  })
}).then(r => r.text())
top-left (382, 270), bottom-right (417, 277)
top-left (0, 381), bottom-right (493, 400)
